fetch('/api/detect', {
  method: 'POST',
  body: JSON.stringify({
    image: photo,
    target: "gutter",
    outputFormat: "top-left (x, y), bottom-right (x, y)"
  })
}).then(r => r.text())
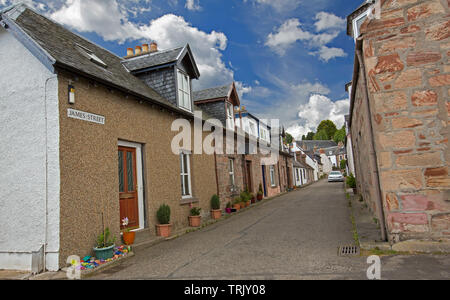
top-left (352, 38), bottom-right (387, 241)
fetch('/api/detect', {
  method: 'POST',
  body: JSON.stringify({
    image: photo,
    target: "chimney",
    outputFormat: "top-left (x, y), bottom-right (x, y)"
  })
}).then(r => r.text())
top-left (150, 42), bottom-right (158, 53)
top-left (142, 44), bottom-right (149, 53)
top-left (126, 48), bottom-right (134, 57)
top-left (135, 46), bottom-right (142, 56)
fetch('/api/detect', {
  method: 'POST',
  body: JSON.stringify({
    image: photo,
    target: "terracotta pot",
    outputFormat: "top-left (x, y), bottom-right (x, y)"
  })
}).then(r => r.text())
top-left (211, 209), bottom-right (222, 220)
top-left (246, 201), bottom-right (251, 207)
top-left (189, 216), bottom-right (202, 227)
top-left (240, 203), bottom-right (246, 209)
top-left (156, 224), bottom-right (172, 238)
top-left (257, 194), bottom-right (263, 201)
top-left (233, 204), bottom-right (241, 211)
top-left (251, 197), bottom-right (256, 204)
top-left (122, 231), bottom-right (136, 245)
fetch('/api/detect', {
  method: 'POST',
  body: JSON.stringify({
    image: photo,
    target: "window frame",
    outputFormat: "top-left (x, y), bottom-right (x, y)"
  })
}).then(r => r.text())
top-left (269, 165), bottom-right (276, 187)
top-left (352, 10), bottom-right (370, 40)
top-left (229, 158), bottom-right (235, 186)
top-left (180, 151), bottom-right (193, 199)
top-left (226, 102), bottom-right (234, 130)
top-left (177, 69), bottom-right (192, 112)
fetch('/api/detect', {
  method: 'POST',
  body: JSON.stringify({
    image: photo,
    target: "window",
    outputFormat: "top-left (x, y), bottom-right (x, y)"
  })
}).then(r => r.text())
top-left (229, 159), bottom-right (235, 186)
top-left (226, 102), bottom-right (234, 130)
top-left (248, 120), bottom-right (257, 137)
top-left (353, 10), bottom-right (369, 39)
top-left (177, 70), bottom-right (191, 111)
top-left (270, 165), bottom-right (276, 187)
top-left (260, 126), bottom-right (269, 142)
top-left (180, 152), bottom-right (192, 198)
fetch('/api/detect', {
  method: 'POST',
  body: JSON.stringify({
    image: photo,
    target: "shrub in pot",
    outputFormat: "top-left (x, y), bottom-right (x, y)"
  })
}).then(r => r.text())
top-left (233, 197), bottom-right (242, 211)
top-left (210, 194), bottom-right (222, 220)
top-left (156, 204), bottom-right (172, 237)
top-left (94, 227), bottom-right (116, 260)
top-left (225, 202), bottom-right (232, 214)
top-left (121, 217), bottom-right (135, 245)
top-left (251, 193), bottom-right (256, 204)
top-left (257, 184), bottom-right (264, 201)
top-left (189, 207), bottom-right (202, 227)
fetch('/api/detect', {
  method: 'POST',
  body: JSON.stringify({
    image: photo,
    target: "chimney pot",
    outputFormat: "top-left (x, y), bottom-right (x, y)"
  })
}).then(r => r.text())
top-left (135, 46), bottom-right (142, 55)
top-left (150, 42), bottom-right (158, 52)
top-left (126, 48), bottom-right (134, 57)
top-left (142, 44), bottom-right (149, 53)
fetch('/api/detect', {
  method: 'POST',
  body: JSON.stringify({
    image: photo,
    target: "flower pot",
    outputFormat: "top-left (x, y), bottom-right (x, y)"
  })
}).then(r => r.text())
top-left (189, 216), bottom-right (202, 227)
top-left (225, 208), bottom-right (232, 214)
top-left (233, 204), bottom-right (241, 211)
top-left (156, 224), bottom-right (172, 238)
top-left (211, 209), bottom-right (222, 220)
top-left (251, 197), bottom-right (256, 204)
top-left (122, 231), bottom-right (136, 245)
top-left (257, 194), bottom-right (263, 201)
top-left (231, 208), bottom-right (237, 213)
top-left (93, 244), bottom-right (115, 260)
top-left (240, 203), bottom-right (246, 209)
top-left (246, 201), bottom-right (251, 207)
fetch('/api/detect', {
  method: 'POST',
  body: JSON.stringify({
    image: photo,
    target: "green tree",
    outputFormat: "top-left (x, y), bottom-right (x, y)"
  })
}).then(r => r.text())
top-left (333, 126), bottom-right (346, 144)
top-left (305, 132), bottom-right (315, 140)
top-left (316, 120), bottom-right (337, 140)
top-left (284, 132), bottom-right (293, 144)
top-left (314, 129), bottom-right (329, 140)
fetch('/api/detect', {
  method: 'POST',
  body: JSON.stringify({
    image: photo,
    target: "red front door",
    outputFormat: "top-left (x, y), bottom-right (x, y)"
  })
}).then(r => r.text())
top-left (118, 146), bottom-right (139, 230)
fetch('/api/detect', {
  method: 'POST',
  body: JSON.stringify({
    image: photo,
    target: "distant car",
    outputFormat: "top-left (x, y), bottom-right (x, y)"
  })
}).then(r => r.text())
top-left (328, 171), bottom-right (344, 182)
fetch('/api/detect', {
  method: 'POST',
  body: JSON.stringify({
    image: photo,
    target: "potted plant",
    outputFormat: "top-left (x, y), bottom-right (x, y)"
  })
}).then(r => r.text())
top-left (346, 173), bottom-right (357, 194)
top-left (257, 184), bottom-right (263, 201)
top-left (241, 190), bottom-right (251, 207)
top-left (226, 202), bottom-right (232, 214)
top-left (189, 207), bottom-right (202, 227)
top-left (210, 194), bottom-right (222, 220)
top-left (233, 197), bottom-right (241, 211)
top-left (121, 217), bottom-right (135, 245)
top-left (156, 204), bottom-right (172, 237)
top-left (250, 193), bottom-right (256, 204)
top-left (93, 227), bottom-right (116, 260)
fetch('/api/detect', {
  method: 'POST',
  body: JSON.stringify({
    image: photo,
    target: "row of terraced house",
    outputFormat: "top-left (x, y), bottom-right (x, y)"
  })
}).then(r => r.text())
top-left (0, 4), bottom-right (321, 272)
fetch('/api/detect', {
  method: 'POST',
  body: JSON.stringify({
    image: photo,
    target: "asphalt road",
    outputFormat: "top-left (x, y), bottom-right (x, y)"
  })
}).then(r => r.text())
top-left (91, 180), bottom-right (450, 280)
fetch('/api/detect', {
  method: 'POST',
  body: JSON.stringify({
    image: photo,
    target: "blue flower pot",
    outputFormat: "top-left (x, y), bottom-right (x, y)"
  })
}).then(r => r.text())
top-left (93, 245), bottom-right (115, 260)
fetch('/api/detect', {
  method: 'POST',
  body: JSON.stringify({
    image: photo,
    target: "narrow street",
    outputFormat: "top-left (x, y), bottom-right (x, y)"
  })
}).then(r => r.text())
top-left (91, 180), bottom-right (450, 280)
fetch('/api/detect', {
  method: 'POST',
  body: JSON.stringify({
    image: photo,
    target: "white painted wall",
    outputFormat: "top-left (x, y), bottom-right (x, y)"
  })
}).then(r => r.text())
top-left (0, 28), bottom-right (60, 271)
top-left (321, 154), bottom-right (333, 174)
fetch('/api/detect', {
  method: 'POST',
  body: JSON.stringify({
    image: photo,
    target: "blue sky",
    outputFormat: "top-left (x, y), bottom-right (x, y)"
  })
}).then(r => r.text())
top-left (1, 0), bottom-right (361, 139)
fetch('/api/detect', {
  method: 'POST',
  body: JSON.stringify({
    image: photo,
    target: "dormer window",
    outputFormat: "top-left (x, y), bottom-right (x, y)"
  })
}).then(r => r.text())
top-left (226, 102), bottom-right (234, 130)
top-left (177, 69), bottom-right (191, 111)
top-left (352, 10), bottom-right (369, 40)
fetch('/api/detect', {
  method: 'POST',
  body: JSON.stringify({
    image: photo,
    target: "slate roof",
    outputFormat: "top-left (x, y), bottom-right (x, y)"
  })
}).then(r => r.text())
top-left (0, 4), bottom-right (194, 116)
top-left (122, 47), bottom-right (184, 72)
top-left (296, 140), bottom-right (338, 152)
top-left (193, 84), bottom-right (231, 102)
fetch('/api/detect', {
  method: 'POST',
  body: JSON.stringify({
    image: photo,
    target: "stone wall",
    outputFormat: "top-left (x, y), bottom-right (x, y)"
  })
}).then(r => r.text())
top-left (353, 0), bottom-right (450, 242)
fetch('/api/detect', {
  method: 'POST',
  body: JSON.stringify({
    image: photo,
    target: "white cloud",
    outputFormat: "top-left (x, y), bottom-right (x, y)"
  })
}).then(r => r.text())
top-left (185, 0), bottom-right (201, 11)
top-left (265, 14), bottom-right (346, 61)
top-left (314, 12), bottom-right (346, 32)
top-left (310, 46), bottom-right (347, 62)
top-left (287, 94), bottom-right (349, 140)
top-left (265, 18), bottom-right (343, 58)
top-left (244, 0), bottom-right (301, 12)
top-left (44, 0), bottom-right (233, 90)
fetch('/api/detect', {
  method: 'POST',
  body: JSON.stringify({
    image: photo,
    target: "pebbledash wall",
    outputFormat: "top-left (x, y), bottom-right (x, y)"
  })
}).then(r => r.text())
top-left (57, 69), bottom-right (217, 268)
top-left (0, 28), bottom-right (60, 271)
top-left (351, 0), bottom-right (450, 242)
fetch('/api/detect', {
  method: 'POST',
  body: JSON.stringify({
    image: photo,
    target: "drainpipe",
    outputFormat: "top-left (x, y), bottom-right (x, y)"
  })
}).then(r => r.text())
top-left (355, 47), bottom-right (387, 242)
